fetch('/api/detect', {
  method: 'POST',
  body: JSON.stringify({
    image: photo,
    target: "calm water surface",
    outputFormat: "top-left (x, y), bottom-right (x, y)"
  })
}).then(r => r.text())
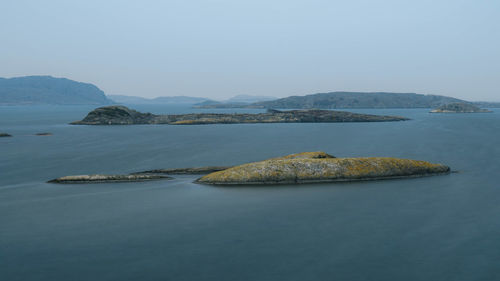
top-left (1, 105), bottom-right (499, 281)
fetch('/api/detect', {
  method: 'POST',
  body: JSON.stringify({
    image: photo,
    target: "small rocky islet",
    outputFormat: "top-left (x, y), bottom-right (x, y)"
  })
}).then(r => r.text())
top-left (197, 152), bottom-right (450, 185)
top-left (48, 152), bottom-right (450, 185)
top-left (0, 133), bottom-right (12, 137)
top-left (430, 102), bottom-right (492, 113)
top-left (70, 105), bottom-right (409, 125)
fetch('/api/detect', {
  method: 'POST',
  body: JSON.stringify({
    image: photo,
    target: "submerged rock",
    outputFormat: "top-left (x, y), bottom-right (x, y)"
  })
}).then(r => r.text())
top-left (35, 132), bottom-right (52, 136)
top-left (71, 106), bottom-right (409, 125)
top-left (48, 174), bottom-right (171, 184)
top-left (197, 152), bottom-right (450, 185)
top-left (430, 103), bottom-right (491, 113)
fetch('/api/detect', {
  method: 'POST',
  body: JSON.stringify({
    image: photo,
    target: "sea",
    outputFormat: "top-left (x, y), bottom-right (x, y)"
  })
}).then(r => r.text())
top-left (1, 105), bottom-right (499, 281)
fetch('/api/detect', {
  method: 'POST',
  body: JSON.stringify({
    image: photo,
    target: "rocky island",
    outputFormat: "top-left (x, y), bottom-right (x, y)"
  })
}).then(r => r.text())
top-left (197, 152), bottom-right (450, 185)
top-left (0, 133), bottom-right (12, 137)
top-left (430, 103), bottom-right (492, 113)
top-left (70, 106), bottom-right (409, 125)
top-left (49, 152), bottom-right (450, 185)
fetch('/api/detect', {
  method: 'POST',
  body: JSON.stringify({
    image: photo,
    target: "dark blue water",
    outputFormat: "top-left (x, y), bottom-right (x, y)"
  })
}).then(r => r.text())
top-left (1, 105), bottom-right (499, 281)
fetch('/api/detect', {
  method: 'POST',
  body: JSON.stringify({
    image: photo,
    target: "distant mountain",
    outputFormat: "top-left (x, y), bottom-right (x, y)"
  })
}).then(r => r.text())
top-left (193, 95), bottom-right (279, 108)
top-left (108, 94), bottom-right (214, 105)
top-left (0, 76), bottom-right (112, 105)
top-left (252, 92), bottom-right (467, 109)
top-left (225, 94), bottom-right (277, 104)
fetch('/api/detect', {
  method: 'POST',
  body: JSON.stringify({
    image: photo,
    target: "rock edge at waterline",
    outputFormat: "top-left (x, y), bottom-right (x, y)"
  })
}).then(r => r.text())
top-left (48, 174), bottom-right (172, 184)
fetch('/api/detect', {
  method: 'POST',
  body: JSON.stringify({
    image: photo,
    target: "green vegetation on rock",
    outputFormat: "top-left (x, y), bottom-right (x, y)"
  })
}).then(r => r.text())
top-left (197, 152), bottom-right (450, 185)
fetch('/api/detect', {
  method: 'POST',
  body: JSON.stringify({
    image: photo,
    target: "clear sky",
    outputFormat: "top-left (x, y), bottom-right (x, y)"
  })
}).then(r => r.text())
top-left (1, 0), bottom-right (499, 101)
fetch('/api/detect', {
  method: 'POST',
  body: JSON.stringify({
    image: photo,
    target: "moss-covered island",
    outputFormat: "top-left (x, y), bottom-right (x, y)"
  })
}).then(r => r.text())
top-left (430, 103), bottom-right (492, 113)
top-left (70, 106), bottom-right (409, 125)
top-left (197, 152), bottom-right (450, 185)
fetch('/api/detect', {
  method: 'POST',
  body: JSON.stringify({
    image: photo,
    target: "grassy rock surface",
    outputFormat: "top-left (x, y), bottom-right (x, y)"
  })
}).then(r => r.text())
top-left (48, 174), bottom-right (171, 184)
top-left (197, 153), bottom-right (450, 185)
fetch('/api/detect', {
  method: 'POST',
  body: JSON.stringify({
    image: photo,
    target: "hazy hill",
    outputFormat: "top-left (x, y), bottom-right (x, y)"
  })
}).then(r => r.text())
top-left (0, 76), bottom-right (112, 105)
top-left (472, 101), bottom-right (500, 108)
top-left (225, 94), bottom-right (277, 104)
top-left (193, 95), bottom-right (279, 108)
top-left (252, 92), bottom-right (467, 109)
top-left (108, 94), bottom-right (214, 105)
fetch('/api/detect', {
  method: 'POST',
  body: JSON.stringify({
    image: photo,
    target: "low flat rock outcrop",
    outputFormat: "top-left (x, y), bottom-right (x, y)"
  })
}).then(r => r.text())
top-left (430, 103), bottom-right (491, 113)
top-left (135, 166), bottom-right (231, 175)
top-left (48, 174), bottom-right (171, 184)
top-left (0, 133), bottom-right (12, 137)
top-left (197, 152), bottom-right (450, 185)
top-left (71, 106), bottom-right (409, 125)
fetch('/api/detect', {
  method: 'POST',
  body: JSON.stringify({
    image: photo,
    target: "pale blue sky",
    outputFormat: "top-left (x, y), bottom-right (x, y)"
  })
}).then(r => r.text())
top-left (1, 0), bottom-right (499, 100)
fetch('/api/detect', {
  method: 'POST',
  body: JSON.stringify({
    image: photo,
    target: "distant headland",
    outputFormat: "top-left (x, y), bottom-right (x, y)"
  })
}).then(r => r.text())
top-left (70, 106), bottom-right (409, 125)
top-left (0, 76), bottom-right (112, 105)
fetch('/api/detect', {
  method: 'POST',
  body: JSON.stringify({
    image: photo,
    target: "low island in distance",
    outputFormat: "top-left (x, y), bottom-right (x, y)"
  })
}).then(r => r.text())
top-left (430, 102), bottom-right (492, 113)
top-left (70, 106), bottom-right (409, 125)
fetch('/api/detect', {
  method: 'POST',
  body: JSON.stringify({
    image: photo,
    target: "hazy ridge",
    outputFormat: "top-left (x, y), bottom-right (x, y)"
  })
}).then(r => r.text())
top-left (0, 76), bottom-right (111, 105)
